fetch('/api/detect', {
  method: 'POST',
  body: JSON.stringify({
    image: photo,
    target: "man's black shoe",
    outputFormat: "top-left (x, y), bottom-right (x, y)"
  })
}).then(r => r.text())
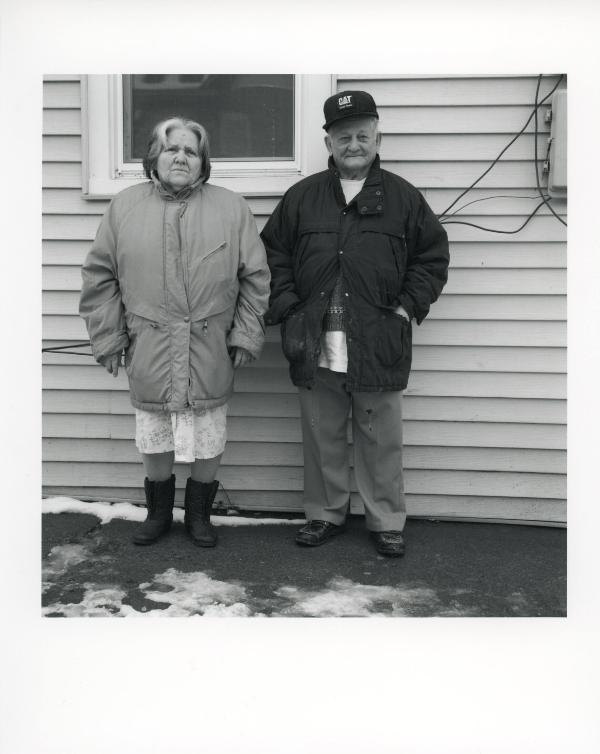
top-left (295, 520), bottom-right (345, 547)
top-left (370, 530), bottom-right (405, 557)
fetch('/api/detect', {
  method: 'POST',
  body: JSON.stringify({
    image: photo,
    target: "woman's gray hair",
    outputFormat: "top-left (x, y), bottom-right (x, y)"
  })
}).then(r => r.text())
top-left (143, 117), bottom-right (211, 183)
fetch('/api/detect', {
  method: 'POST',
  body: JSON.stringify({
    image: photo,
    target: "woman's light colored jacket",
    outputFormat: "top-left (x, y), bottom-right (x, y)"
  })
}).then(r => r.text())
top-left (79, 180), bottom-right (270, 412)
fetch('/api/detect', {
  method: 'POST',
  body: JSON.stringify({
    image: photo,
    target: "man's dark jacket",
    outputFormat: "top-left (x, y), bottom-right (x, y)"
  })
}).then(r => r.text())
top-left (261, 155), bottom-right (449, 391)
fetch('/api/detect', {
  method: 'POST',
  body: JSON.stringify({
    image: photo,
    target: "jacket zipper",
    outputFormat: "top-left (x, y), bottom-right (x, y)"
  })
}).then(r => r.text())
top-left (392, 234), bottom-right (406, 280)
top-left (178, 202), bottom-right (192, 313)
top-left (202, 241), bottom-right (227, 261)
top-left (161, 203), bottom-right (170, 313)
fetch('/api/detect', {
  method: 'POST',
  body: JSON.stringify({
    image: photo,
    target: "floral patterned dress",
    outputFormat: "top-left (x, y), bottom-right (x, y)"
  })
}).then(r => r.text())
top-left (135, 405), bottom-right (227, 463)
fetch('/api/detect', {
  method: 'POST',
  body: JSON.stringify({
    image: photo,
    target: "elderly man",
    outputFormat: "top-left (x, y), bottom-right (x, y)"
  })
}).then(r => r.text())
top-left (261, 90), bottom-right (449, 557)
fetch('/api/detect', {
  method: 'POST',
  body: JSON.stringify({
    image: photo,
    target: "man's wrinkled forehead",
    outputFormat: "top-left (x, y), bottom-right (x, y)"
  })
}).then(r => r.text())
top-left (327, 116), bottom-right (379, 136)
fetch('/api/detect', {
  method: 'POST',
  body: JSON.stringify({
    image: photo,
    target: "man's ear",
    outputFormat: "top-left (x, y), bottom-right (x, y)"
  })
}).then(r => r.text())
top-left (376, 130), bottom-right (382, 149)
top-left (324, 134), bottom-right (333, 155)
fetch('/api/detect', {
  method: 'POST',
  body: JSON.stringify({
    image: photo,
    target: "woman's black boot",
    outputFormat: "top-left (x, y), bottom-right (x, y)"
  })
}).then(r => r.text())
top-left (132, 475), bottom-right (175, 545)
top-left (184, 478), bottom-right (219, 547)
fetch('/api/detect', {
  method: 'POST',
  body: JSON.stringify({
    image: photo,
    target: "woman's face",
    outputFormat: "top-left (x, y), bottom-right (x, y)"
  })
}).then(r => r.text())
top-left (156, 127), bottom-right (202, 192)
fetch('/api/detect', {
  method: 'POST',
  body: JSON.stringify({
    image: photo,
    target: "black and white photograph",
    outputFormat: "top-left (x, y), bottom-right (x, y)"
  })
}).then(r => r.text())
top-left (41, 71), bottom-right (567, 618)
top-left (2, 1), bottom-right (599, 753)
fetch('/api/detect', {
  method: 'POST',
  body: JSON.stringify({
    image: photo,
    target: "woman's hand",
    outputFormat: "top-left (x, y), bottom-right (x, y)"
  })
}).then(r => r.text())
top-left (103, 353), bottom-right (121, 378)
top-left (230, 346), bottom-right (254, 369)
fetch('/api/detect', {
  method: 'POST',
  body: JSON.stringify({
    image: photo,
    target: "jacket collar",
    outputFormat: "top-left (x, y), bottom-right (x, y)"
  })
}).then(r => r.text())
top-left (151, 174), bottom-right (205, 201)
top-left (328, 155), bottom-right (384, 215)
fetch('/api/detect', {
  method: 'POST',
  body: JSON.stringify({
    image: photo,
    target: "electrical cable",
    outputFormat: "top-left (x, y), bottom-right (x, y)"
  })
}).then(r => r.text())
top-left (43, 350), bottom-right (93, 356)
top-left (534, 74), bottom-right (567, 227)
top-left (446, 193), bottom-right (550, 217)
top-left (42, 342), bottom-right (92, 356)
top-left (437, 74), bottom-right (565, 220)
top-left (440, 199), bottom-right (547, 234)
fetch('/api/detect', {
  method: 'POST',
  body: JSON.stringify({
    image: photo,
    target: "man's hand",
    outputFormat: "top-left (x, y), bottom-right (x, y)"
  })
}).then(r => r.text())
top-left (103, 353), bottom-right (121, 378)
top-left (394, 305), bottom-right (410, 321)
top-left (231, 346), bottom-right (254, 369)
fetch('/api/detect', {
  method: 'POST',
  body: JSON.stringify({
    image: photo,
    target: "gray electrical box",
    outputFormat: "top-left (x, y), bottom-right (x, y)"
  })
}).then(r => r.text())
top-left (548, 89), bottom-right (567, 199)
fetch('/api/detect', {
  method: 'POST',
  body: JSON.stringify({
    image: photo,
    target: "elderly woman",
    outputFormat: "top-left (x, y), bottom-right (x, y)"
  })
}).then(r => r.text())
top-left (79, 117), bottom-right (270, 547)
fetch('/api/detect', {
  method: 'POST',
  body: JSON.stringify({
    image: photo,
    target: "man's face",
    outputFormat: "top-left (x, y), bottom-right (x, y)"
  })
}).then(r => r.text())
top-left (325, 116), bottom-right (381, 180)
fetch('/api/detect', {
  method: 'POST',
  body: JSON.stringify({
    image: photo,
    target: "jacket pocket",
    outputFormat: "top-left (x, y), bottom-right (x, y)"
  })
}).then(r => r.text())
top-left (293, 224), bottom-right (337, 283)
top-left (357, 229), bottom-right (407, 307)
top-left (188, 241), bottom-right (237, 315)
top-left (201, 240), bottom-right (228, 262)
top-left (381, 233), bottom-right (407, 289)
top-left (125, 313), bottom-right (172, 404)
top-left (281, 307), bottom-right (307, 363)
top-left (374, 309), bottom-right (412, 368)
top-left (188, 310), bottom-right (234, 401)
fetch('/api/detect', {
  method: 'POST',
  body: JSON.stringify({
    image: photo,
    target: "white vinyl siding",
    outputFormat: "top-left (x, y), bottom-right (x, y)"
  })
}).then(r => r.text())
top-left (42, 74), bottom-right (567, 524)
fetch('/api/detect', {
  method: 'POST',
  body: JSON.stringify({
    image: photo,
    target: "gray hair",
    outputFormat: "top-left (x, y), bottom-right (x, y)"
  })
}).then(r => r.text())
top-left (143, 117), bottom-right (211, 183)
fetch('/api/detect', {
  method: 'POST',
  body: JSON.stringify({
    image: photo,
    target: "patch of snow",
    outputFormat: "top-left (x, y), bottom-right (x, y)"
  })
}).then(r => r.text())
top-left (275, 578), bottom-right (449, 617)
top-left (42, 543), bottom-right (89, 594)
top-left (42, 496), bottom-right (303, 526)
top-left (43, 567), bottom-right (260, 617)
top-left (42, 497), bottom-right (147, 524)
top-left (139, 568), bottom-right (255, 617)
top-left (204, 515), bottom-right (305, 527)
top-left (42, 586), bottom-right (134, 617)
top-left (42, 566), bottom-right (476, 617)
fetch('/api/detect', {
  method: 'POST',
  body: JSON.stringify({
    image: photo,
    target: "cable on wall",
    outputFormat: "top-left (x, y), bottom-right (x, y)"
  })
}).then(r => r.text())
top-left (42, 342), bottom-right (92, 355)
top-left (440, 199), bottom-right (547, 234)
top-left (445, 193), bottom-right (550, 217)
top-left (437, 74), bottom-right (566, 231)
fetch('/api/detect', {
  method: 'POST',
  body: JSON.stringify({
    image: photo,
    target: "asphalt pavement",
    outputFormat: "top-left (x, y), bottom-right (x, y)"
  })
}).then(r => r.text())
top-left (41, 508), bottom-right (567, 617)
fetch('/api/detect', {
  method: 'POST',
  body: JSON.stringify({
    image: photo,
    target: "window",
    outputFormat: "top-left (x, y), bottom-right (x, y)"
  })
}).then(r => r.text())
top-left (123, 74), bottom-right (295, 162)
top-left (82, 74), bottom-right (334, 198)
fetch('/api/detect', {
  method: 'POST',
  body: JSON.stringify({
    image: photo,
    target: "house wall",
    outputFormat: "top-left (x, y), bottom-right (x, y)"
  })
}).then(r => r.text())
top-left (42, 74), bottom-right (567, 523)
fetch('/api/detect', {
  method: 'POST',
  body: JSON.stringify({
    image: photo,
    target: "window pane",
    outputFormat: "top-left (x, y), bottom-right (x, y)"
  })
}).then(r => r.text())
top-left (123, 74), bottom-right (295, 162)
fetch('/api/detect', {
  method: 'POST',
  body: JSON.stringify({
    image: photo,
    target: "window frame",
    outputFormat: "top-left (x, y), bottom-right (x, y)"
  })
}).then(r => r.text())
top-left (81, 74), bottom-right (335, 199)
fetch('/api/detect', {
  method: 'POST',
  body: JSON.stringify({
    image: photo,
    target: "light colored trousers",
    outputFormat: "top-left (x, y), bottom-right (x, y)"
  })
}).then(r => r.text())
top-left (298, 368), bottom-right (407, 532)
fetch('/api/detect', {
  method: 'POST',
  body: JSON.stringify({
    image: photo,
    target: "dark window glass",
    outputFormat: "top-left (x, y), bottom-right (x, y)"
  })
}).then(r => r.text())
top-left (123, 74), bottom-right (295, 162)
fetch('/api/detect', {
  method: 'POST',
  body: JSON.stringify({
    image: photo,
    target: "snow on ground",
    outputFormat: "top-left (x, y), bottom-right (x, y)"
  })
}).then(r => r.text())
top-left (43, 586), bottom-right (138, 618)
top-left (42, 571), bottom-right (254, 618)
top-left (42, 557), bottom-right (471, 617)
top-left (139, 569), bottom-right (254, 616)
top-left (275, 578), bottom-right (444, 617)
top-left (42, 543), bottom-right (89, 594)
top-left (42, 496), bottom-right (304, 526)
